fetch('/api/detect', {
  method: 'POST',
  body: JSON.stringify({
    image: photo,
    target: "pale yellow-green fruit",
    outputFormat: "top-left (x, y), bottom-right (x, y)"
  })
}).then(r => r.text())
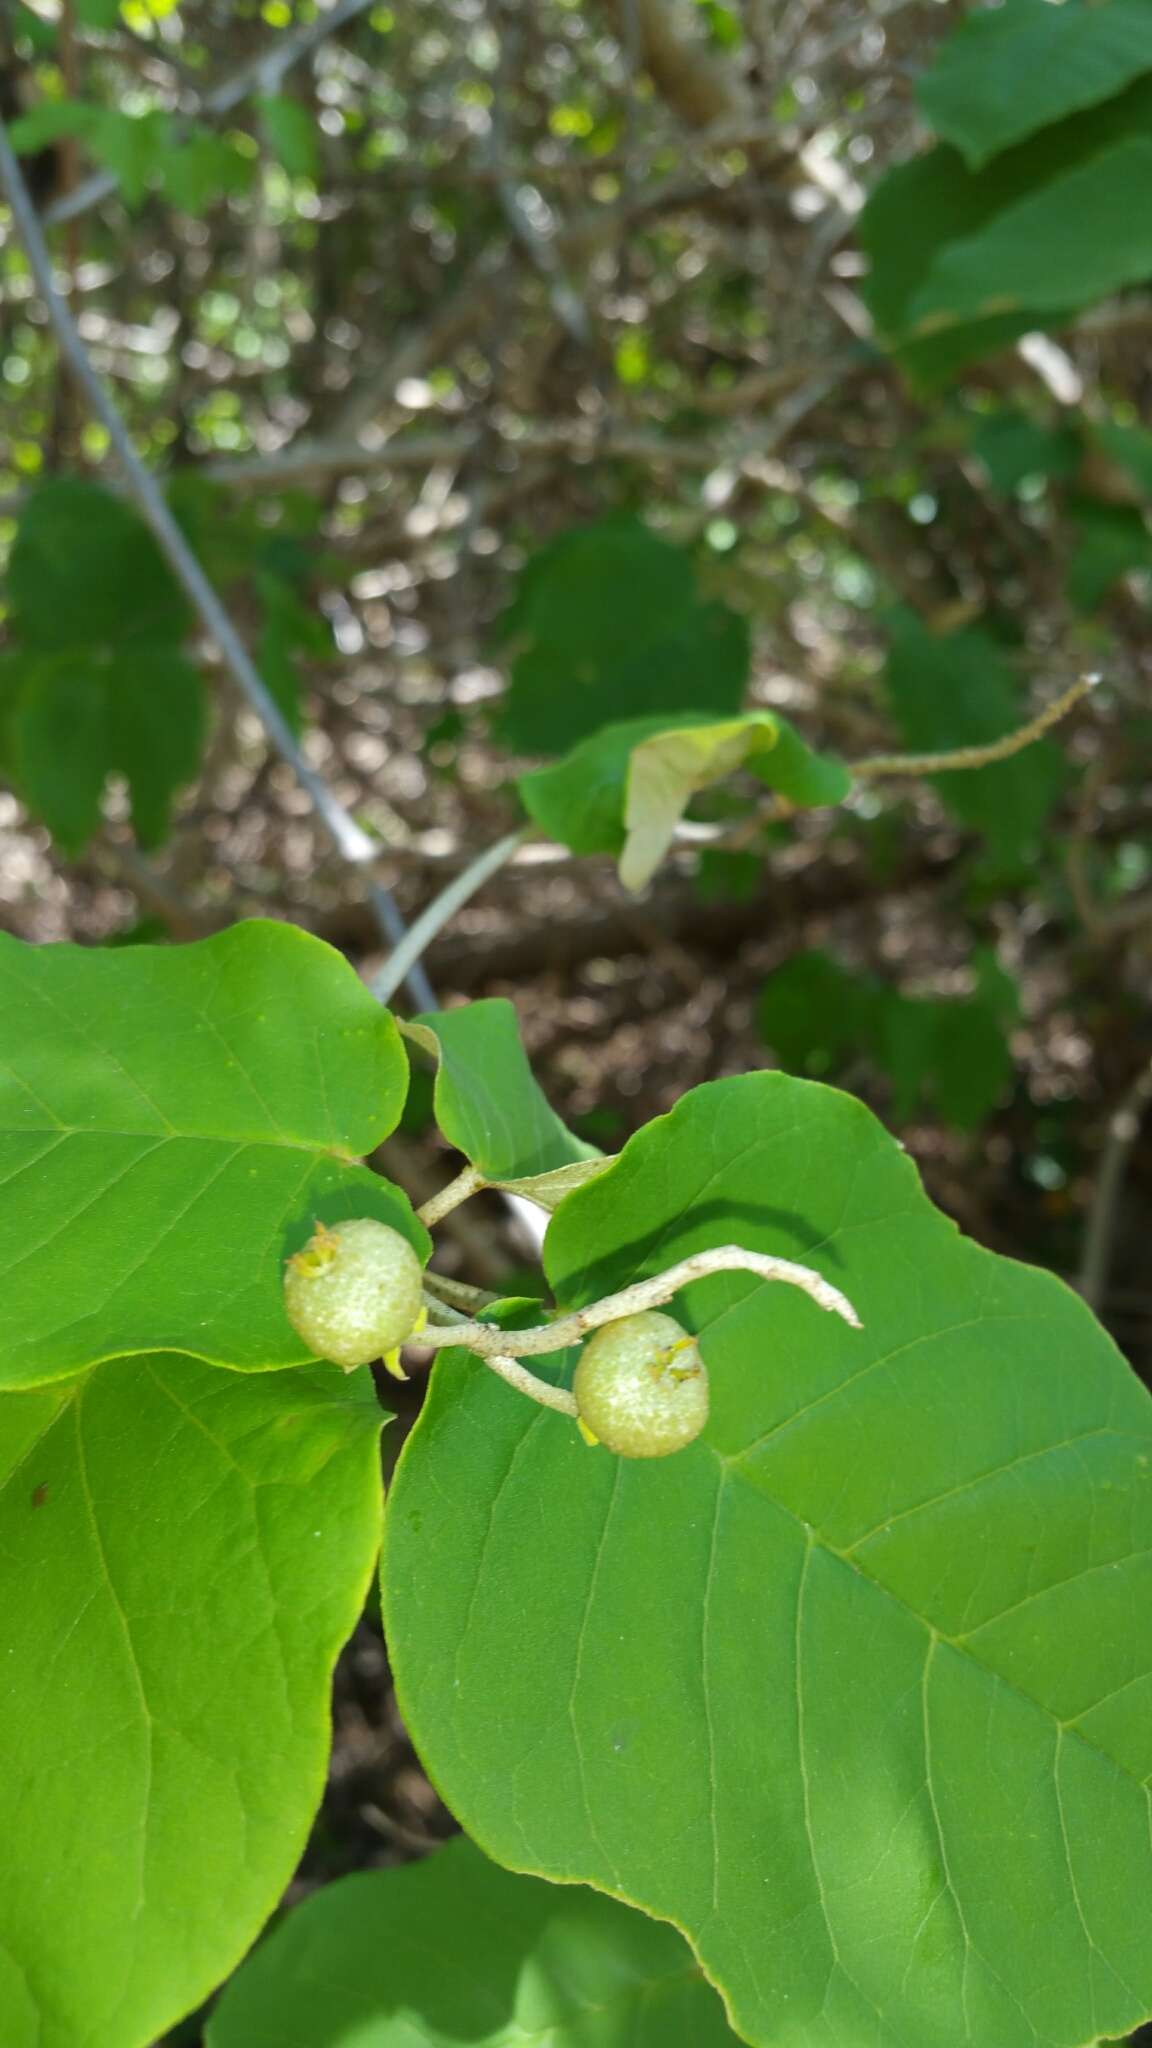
top-left (284, 1217), bottom-right (424, 1370)
top-left (573, 1309), bottom-right (709, 1458)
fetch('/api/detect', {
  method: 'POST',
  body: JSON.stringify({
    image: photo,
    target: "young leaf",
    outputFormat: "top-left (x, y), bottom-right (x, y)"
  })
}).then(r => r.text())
top-left (917, 0), bottom-right (1152, 169)
top-left (0, 1354), bottom-right (386, 2048)
top-left (497, 517), bottom-right (749, 755)
top-left (519, 713), bottom-right (848, 892)
top-left (0, 922), bottom-right (422, 1390)
top-left (385, 1071), bottom-right (1152, 2048)
top-left (404, 999), bottom-right (597, 1183)
top-left (621, 715), bottom-right (850, 892)
top-left (207, 1834), bottom-right (738, 2047)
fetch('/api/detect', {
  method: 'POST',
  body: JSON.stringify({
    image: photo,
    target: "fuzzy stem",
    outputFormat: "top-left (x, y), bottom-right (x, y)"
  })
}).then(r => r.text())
top-left (417, 1244), bottom-right (862, 1361)
top-left (851, 673), bottom-right (1095, 780)
top-left (483, 1354), bottom-right (580, 1416)
top-left (417, 1164), bottom-right (486, 1227)
top-left (424, 1269), bottom-right (501, 1311)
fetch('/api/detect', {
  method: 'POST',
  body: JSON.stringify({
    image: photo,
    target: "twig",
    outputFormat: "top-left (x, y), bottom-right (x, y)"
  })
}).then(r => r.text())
top-left (417, 1165), bottom-right (485, 1228)
top-left (851, 675), bottom-right (1096, 781)
top-left (0, 117), bottom-right (434, 1014)
top-left (416, 1243), bottom-right (862, 1361)
top-left (1078, 1056), bottom-right (1152, 1311)
top-left (424, 1270), bottom-right (500, 1311)
top-left (372, 827), bottom-right (529, 1005)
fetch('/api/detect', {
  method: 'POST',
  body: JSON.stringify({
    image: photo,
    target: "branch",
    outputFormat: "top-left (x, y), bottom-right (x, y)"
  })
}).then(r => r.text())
top-left (0, 118), bottom-right (434, 1014)
top-left (417, 1165), bottom-right (485, 1228)
top-left (851, 674), bottom-right (1096, 781)
top-left (1078, 1056), bottom-right (1152, 1311)
top-left (417, 1244), bottom-right (862, 1362)
top-left (372, 827), bottom-right (530, 1006)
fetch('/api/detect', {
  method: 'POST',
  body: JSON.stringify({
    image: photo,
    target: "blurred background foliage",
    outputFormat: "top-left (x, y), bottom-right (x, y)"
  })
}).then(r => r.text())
top-left (1, 0), bottom-right (1151, 1380)
top-left (4, 6), bottom-right (1152, 2035)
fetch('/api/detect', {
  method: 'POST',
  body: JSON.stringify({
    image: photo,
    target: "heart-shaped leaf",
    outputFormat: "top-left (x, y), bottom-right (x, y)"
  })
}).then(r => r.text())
top-left (0, 922), bottom-right (421, 1390)
top-left (207, 1833), bottom-right (740, 2047)
top-left (0, 1354), bottom-right (386, 2048)
top-left (384, 1072), bottom-right (1152, 2048)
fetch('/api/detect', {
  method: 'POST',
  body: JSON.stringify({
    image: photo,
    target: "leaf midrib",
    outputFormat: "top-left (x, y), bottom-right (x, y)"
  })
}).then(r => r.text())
top-left (0, 1124), bottom-right (358, 1163)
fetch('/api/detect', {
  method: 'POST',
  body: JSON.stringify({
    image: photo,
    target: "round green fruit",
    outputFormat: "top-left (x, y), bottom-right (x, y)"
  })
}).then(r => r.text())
top-left (573, 1309), bottom-right (709, 1458)
top-left (284, 1217), bottom-right (424, 1370)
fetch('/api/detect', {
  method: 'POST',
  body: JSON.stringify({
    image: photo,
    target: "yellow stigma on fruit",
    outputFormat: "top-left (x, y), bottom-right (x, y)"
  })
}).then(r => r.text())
top-left (572, 1309), bottom-right (709, 1458)
top-left (283, 1217), bottom-right (424, 1371)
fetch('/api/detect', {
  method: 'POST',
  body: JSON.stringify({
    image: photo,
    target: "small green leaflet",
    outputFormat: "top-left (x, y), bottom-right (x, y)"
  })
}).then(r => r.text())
top-left (403, 999), bottom-right (603, 1204)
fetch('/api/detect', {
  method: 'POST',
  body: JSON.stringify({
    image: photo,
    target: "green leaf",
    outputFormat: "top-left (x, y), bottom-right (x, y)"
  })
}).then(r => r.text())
top-left (1092, 418), bottom-right (1152, 497)
top-left (9, 479), bottom-right (190, 651)
top-left (757, 949), bottom-right (881, 1077)
top-left (8, 101), bottom-right (100, 153)
top-left (404, 999), bottom-right (596, 1183)
top-left (968, 410), bottom-right (1080, 495)
top-left (0, 1353), bottom-right (385, 2048)
top-left (74, 0), bottom-right (123, 26)
top-left (0, 921), bottom-right (422, 1390)
top-left (908, 137), bottom-right (1152, 337)
top-left (498, 518), bottom-right (749, 755)
top-left (159, 129), bottom-right (256, 212)
top-left (207, 1833), bottom-right (739, 2047)
top-left (620, 714), bottom-right (849, 892)
top-left (519, 713), bottom-right (849, 890)
top-left (758, 950), bottom-right (1016, 1128)
top-left (384, 1071), bottom-right (1152, 2048)
top-left (859, 73), bottom-right (1152, 383)
top-left (1067, 499), bottom-right (1152, 610)
top-left (6, 647), bottom-right (206, 854)
top-left (257, 94), bottom-right (319, 180)
top-left (90, 108), bottom-right (170, 207)
top-left (9, 653), bottom-right (113, 856)
top-left (917, 0), bottom-right (1152, 168)
top-left (884, 611), bottom-right (1067, 862)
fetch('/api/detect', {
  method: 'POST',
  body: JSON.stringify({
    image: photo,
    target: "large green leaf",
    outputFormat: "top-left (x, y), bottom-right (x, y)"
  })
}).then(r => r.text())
top-left (0, 922), bottom-right (422, 1390)
top-left (497, 518), bottom-right (749, 755)
top-left (384, 1071), bottom-right (1152, 2048)
top-left (519, 712), bottom-right (849, 889)
top-left (207, 1834), bottom-right (739, 2047)
top-left (909, 137), bottom-right (1152, 337)
top-left (884, 612), bottom-right (1067, 863)
top-left (2, 481), bottom-right (204, 850)
top-left (9, 479), bottom-right (190, 651)
top-left (405, 999), bottom-right (597, 1184)
top-left (0, 1353), bottom-right (386, 2048)
top-left (7, 646), bottom-right (205, 854)
top-left (917, 0), bottom-right (1152, 169)
top-left (859, 73), bottom-right (1152, 383)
